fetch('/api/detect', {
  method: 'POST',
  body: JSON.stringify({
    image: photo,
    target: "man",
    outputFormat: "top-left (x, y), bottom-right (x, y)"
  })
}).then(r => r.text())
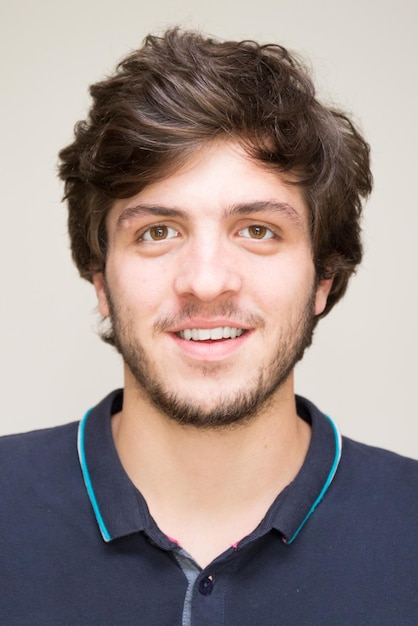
top-left (1, 29), bottom-right (417, 625)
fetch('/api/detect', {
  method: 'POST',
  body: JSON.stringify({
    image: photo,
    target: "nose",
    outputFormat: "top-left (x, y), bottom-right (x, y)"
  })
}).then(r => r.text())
top-left (173, 237), bottom-right (242, 302)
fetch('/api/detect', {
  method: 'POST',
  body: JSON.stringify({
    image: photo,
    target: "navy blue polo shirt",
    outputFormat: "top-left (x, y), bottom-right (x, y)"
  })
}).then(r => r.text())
top-left (1, 390), bottom-right (417, 625)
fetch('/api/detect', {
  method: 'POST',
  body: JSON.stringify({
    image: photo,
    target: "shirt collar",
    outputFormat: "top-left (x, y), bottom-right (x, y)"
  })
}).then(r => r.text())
top-left (78, 390), bottom-right (158, 543)
top-left (267, 396), bottom-right (341, 543)
top-left (78, 390), bottom-right (341, 545)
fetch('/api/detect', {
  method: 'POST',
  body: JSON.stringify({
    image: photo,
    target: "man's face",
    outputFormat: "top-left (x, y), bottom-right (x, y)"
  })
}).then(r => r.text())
top-left (94, 141), bottom-right (332, 428)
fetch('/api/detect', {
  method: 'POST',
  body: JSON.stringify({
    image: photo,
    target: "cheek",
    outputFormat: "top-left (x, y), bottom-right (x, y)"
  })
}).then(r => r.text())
top-left (111, 260), bottom-right (172, 317)
top-left (255, 258), bottom-right (315, 307)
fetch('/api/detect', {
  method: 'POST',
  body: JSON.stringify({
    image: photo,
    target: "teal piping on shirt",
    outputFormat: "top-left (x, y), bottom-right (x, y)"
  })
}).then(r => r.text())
top-left (77, 410), bottom-right (112, 542)
top-left (77, 408), bottom-right (341, 546)
top-left (285, 414), bottom-right (342, 545)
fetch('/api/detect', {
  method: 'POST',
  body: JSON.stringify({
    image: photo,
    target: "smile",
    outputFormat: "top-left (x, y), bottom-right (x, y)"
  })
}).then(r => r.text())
top-left (177, 327), bottom-right (246, 341)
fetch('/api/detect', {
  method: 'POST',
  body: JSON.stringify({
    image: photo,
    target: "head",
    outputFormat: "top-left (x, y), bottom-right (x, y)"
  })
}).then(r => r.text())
top-left (58, 29), bottom-right (372, 426)
top-left (59, 28), bottom-right (372, 347)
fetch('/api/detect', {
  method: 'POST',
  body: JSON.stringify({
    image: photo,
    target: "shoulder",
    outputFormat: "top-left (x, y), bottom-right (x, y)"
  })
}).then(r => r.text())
top-left (0, 420), bottom-right (79, 459)
top-left (340, 436), bottom-right (418, 486)
top-left (0, 422), bottom-right (81, 497)
top-left (329, 436), bottom-right (418, 530)
top-left (0, 421), bottom-right (93, 556)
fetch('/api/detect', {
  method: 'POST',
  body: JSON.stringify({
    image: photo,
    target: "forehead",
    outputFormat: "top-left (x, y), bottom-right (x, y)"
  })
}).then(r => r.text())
top-left (108, 141), bottom-right (309, 230)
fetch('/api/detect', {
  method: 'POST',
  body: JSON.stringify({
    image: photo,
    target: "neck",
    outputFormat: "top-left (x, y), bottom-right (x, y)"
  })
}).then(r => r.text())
top-left (111, 370), bottom-right (311, 567)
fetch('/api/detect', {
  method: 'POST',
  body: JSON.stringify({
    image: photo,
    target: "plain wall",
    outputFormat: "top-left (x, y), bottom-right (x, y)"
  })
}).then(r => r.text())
top-left (1, 0), bottom-right (417, 458)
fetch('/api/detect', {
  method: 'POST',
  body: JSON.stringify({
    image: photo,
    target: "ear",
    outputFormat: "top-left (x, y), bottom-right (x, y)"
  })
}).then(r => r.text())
top-left (314, 278), bottom-right (333, 316)
top-left (92, 272), bottom-right (110, 318)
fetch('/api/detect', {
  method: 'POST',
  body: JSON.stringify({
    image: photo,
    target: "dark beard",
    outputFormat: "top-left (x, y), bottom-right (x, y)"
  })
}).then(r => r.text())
top-left (105, 285), bottom-right (316, 430)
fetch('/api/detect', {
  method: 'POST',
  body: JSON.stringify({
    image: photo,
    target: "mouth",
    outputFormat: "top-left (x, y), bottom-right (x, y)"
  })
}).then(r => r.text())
top-left (176, 327), bottom-right (247, 341)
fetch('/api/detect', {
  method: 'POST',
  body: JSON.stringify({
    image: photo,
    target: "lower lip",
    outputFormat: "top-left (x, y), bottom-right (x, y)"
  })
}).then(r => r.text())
top-left (170, 331), bottom-right (252, 362)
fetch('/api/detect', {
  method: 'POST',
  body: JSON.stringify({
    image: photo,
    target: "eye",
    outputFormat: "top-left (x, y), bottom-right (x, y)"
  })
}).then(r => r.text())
top-left (141, 225), bottom-right (178, 241)
top-left (238, 225), bottom-right (275, 240)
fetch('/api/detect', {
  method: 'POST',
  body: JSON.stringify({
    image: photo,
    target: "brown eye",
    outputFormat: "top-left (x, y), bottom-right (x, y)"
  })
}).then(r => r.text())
top-left (248, 225), bottom-right (267, 239)
top-left (238, 225), bottom-right (274, 240)
top-left (142, 225), bottom-right (178, 241)
top-left (150, 226), bottom-right (168, 240)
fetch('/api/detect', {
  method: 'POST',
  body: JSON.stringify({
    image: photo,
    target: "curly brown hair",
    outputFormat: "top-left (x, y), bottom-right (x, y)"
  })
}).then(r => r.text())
top-left (58, 28), bottom-right (372, 321)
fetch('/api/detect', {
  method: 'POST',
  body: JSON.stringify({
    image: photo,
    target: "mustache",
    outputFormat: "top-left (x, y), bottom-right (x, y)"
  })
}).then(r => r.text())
top-left (154, 302), bottom-right (264, 333)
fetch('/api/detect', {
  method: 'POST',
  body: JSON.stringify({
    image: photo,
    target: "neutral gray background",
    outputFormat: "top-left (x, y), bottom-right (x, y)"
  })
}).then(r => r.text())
top-left (1, 0), bottom-right (417, 458)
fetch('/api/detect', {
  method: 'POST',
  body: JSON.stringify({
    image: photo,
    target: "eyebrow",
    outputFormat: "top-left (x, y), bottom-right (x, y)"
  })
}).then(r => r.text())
top-left (224, 201), bottom-right (304, 227)
top-left (116, 205), bottom-right (187, 229)
top-left (116, 200), bottom-right (304, 229)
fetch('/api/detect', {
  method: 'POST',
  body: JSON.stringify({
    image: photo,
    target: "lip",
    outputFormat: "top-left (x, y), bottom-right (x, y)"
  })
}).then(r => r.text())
top-left (169, 327), bottom-right (253, 362)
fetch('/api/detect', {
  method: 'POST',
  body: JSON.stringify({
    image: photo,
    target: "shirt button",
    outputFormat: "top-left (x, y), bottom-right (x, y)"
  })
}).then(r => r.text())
top-left (199, 576), bottom-right (214, 595)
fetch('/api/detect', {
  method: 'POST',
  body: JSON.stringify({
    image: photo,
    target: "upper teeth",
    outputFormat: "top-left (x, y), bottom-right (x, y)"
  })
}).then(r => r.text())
top-left (178, 327), bottom-right (245, 341)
